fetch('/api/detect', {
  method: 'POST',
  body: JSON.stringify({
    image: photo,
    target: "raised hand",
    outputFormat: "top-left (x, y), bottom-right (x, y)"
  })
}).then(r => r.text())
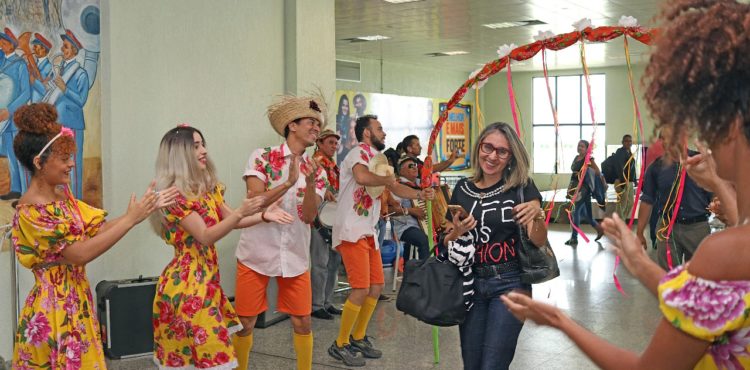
top-left (501, 292), bottom-right (564, 328)
top-left (452, 214), bottom-right (477, 236)
top-left (422, 187), bottom-right (435, 200)
top-left (513, 201), bottom-right (542, 226)
top-left (601, 214), bottom-right (649, 273)
top-left (286, 155), bottom-right (300, 186)
top-left (302, 158), bottom-right (320, 186)
top-left (684, 140), bottom-right (718, 192)
top-left (125, 183), bottom-right (160, 224)
top-left (155, 186), bottom-right (180, 208)
top-left (264, 199), bottom-right (295, 224)
top-left (237, 196), bottom-right (266, 218)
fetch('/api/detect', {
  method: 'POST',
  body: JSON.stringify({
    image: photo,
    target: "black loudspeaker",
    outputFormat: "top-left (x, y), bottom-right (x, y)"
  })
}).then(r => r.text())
top-left (95, 277), bottom-right (158, 359)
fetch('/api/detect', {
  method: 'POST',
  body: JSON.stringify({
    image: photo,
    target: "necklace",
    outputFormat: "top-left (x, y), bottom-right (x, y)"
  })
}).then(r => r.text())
top-left (460, 182), bottom-right (505, 205)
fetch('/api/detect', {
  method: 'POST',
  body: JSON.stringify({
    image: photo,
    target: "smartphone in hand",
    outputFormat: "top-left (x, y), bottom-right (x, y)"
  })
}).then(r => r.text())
top-left (448, 204), bottom-right (468, 221)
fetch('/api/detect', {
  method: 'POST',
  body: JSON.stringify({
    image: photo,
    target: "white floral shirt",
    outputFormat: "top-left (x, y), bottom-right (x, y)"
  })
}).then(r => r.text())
top-left (236, 142), bottom-right (327, 277)
top-left (333, 143), bottom-right (382, 250)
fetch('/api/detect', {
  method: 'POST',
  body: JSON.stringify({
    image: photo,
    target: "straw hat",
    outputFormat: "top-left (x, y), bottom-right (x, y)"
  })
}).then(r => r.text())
top-left (317, 129), bottom-right (340, 141)
top-left (366, 153), bottom-right (394, 198)
top-left (267, 94), bottom-right (328, 137)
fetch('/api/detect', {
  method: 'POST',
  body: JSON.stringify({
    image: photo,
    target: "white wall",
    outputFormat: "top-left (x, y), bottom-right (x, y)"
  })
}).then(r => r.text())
top-left (0, 0), bottom-right (335, 360)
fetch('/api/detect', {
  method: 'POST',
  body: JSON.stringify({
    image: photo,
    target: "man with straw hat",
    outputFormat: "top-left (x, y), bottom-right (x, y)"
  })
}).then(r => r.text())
top-left (328, 114), bottom-right (434, 367)
top-left (310, 128), bottom-right (343, 320)
top-left (233, 94), bottom-right (329, 370)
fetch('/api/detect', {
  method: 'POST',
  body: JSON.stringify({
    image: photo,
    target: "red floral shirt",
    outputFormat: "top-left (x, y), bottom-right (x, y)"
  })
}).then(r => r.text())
top-left (314, 150), bottom-right (339, 193)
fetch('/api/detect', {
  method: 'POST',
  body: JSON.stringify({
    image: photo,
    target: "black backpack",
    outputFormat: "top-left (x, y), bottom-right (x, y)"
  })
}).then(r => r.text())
top-left (601, 154), bottom-right (618, 184)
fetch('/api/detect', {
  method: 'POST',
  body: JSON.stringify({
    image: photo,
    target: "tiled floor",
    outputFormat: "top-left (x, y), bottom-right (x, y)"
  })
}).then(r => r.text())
top-left (109, 224), bottom-right (661, 369)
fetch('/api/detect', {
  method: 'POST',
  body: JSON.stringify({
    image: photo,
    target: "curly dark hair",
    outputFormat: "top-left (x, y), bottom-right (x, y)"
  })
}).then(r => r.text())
top-left (644, 0), bottom-right (750, 154)
top-left (13, 103), bottom-right (76, 175)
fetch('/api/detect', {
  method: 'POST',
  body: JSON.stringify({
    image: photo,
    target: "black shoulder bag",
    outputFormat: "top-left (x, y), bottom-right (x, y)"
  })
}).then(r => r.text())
top-left (517, 186), bottom-right (560, 284)
top-left (396, 256), bottom-right (466, 326)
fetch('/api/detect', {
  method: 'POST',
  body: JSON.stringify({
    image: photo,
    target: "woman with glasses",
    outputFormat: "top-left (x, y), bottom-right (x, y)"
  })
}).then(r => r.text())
top-left (565, 139), bottom-right (605, 246)
top-left (502, 1), bottom-right (750, 369)
top-left (442, 122), bottom-right (548, 369)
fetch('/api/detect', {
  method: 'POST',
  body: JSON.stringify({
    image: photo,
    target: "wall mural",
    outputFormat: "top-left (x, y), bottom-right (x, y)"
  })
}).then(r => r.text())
top-left (0, 0), bottom-right (100, 252)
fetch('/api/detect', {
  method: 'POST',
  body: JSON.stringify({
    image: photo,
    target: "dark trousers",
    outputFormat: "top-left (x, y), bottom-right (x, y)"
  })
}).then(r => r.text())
top-left (311, 227), bottom-right (341, 311)
top-left (571, 198), bottom-right (598, 240)
top-left (400, 227), bottom-right (430, 261)
top-left (459, 270), bottom-right (530, 370)
top-left (656, 221), bottom-right (710, 269)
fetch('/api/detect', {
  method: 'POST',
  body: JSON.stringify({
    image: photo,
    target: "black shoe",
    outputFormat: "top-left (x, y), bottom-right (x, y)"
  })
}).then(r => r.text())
top-left (564, 238), bottom-right (578, 246)
top-left (349, 335), bottom-right (382, 359)
top-left (311, 308), bottom-right (333, 320)
top-left (328, 341), bottom-right (366, 367)
top-left (326, 305), bottom-right (342, 315)
top-left (0, 191), bottom-right (21, 200)
top-left (378, 294), bottom-right (390, 301)
top-left (595, 230), bottom-right (604, 241)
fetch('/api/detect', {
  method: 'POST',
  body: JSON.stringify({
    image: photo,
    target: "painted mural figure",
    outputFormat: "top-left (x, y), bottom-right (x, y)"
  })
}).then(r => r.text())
top-left (46, 29), bottom-right (89, 199)
top-left (30, 32), bottom-right (53, 103)
top-left (0, 27), bottom-right (31, 199)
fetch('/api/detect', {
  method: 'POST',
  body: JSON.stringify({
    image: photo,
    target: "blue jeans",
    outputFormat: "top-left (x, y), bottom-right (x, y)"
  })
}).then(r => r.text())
top-left (459, 270), bottom-right (530, 370)
top-left (571, 198), bottom-right (598, 240)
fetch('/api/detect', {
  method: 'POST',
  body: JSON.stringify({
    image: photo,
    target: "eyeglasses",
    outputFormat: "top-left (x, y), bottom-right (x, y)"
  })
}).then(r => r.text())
top-left (406, 163), bottom-right (417, 169)
top-left (479, 142), bottom-right (512, 159)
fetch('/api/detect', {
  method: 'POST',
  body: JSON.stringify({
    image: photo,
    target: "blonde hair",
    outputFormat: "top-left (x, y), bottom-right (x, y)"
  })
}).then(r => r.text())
top-left (151, 126), bottom-right (219, 234)
top-left (470, 122), bottom-right (530, 189)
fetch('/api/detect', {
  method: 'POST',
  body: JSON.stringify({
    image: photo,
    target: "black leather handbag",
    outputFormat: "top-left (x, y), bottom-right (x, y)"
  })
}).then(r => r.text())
top-left (396, 256), bottom-right (466, 327)
top-left (517, 187), bottom-right (560, 284)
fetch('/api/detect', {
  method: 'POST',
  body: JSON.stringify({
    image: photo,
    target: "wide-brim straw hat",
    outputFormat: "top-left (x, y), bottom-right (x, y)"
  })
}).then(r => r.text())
top-left (267, 94), bottom-right (328, 137)
top-left (366, 153), bottom-right (394, 198)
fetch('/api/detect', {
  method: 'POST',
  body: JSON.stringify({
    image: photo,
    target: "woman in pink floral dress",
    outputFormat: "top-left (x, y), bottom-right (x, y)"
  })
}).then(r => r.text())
top-left (11, 104), bottom-right (175, 369)
top-left (151, 125), bottom-right (293, 369)
top-left (501, 1), bottom-right (750, 369)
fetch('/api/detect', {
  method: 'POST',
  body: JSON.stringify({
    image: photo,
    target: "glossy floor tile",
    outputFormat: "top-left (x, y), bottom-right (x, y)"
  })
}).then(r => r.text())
top-left (108, 224), bottom-right (662, 369)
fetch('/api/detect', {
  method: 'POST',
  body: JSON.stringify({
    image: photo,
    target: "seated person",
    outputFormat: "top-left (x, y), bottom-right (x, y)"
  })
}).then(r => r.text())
top-left (388, 155), bottom-right (430, 261)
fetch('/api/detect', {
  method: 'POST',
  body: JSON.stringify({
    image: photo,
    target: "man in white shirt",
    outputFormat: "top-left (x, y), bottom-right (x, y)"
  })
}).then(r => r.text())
top-left (328, 114), bottom-right (434, 367)
top-left (233, 95), bottom-right (328, 370)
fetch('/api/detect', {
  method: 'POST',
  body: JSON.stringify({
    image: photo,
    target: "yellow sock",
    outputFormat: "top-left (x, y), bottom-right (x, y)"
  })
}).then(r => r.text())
top-left (293, 332), bottom-right (313, 370)
top-left (352, 296), bottom-right (378, 340)
top-left (336, 299), bottom-right (361, 347)
top-left (233, 333), bottom-right (253, 370)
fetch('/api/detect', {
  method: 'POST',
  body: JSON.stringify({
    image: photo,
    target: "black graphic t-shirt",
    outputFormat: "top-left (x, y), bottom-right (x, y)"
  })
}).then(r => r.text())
top-left (446, 178), bottom-right (542, 268)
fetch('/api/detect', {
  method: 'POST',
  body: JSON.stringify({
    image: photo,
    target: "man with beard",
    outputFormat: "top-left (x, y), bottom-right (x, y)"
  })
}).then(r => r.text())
top-left (233, 95), bottom-right (329, 370)
top-left (328, 114), bottom-right (434, 366)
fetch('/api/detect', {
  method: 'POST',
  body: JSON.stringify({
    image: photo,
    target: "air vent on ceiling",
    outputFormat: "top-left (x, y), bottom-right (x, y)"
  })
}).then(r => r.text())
top-left (483, 19), bottom-right (546, 29)
top-left (336, 59), bottom-right (361, 82)
top-left (425, 51), bottom-right (470, 57)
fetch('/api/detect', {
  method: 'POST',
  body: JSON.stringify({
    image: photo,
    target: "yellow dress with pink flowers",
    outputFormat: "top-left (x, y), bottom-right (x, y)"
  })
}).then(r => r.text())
top-left (11, 199), bottom-right (108, 370)
top-left (659, 264), bottom-right (750, 369)
top-left (152, 184), bottom-right (241, 370)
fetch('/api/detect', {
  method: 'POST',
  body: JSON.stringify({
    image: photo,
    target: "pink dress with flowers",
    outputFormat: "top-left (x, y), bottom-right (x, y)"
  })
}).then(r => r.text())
top-left (153, 184), bottom-right (241, 370)
top-left (11, 199), bottom-right (108, 370)
top-left (659, 265), bottom-right (750, 369)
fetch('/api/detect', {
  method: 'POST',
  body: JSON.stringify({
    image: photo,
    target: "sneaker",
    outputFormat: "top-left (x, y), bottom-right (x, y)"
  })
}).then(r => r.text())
top-left (0, 191), bottom-right (21, 200)
top-left (378, 294), bottom-right (390, 301)
top-left (325, 305), bottom-right (342, 315)
top-left (349, 335), bottom-right (382, 359)
top-left (564, 238), bottom-right (578, 246)
top-left (328, 341), bottom-right (366, 367)
top-left (311, 308), bottom-right (333, 320)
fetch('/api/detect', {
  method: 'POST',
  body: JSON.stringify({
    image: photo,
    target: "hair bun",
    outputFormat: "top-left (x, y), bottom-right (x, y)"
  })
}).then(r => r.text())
top-left (13, 103), bottom-right (60, 135)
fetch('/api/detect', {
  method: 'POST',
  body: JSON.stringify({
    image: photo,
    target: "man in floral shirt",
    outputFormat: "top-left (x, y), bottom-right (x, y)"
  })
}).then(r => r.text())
top-left (311, 129), bottom-right (343, 320)
top-left (328, 114), bottom-right (434, 366)
top-left (233, 95), bottom-right (328, 370)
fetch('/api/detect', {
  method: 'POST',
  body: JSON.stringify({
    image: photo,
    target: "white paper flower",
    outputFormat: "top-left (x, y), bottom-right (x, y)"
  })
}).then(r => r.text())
top-left (469, 67), bottom-right (488, 90)
top-left (618, 15), bottom-right (639, 28)
top-left (572, 18), bottom-right (592, 31)
top-left (496, 43), bottom-right (517, 59)
top-left (533, 30), bottom-right (556, 42)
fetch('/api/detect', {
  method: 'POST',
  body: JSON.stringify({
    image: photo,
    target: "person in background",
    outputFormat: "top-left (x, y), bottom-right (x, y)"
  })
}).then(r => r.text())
top-left (565, 140), bottom-right (604, 246)
top-left (389, 155), bottom-right (430, 261)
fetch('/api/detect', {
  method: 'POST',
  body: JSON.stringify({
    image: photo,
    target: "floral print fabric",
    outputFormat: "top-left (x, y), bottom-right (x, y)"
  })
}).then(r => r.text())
top-left (659, 265), bottom-right (750, 369)
top-left (12, 199), bottom-right (107, 370)
top-left (153, 184), bottom-right (241, 370)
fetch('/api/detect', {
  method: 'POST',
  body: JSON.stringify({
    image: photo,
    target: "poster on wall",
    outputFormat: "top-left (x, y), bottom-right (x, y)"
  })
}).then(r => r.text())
top-left (335, 90), bottom-right (471, 171)
top-left (0, 0), bottom-right (101, 250)
top-left (438, 102), bottom-right (471, 170)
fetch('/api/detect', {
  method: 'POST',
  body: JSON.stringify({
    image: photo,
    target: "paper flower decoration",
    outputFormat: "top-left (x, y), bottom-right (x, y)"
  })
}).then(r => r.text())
top-left (496, 43), bottom-right (517, 59)
top-left (618, 15), bottom-right (639, 28)
top-left (573, 18), bottom-right (592, 31)
top-left (533, 30), bottom-right (556, 42)
top-left (469, 67), bottom-right (488, 90)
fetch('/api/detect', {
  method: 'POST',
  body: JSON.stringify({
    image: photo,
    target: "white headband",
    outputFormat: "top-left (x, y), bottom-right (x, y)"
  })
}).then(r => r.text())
top-left (36, 127), bottom-right (74, 158)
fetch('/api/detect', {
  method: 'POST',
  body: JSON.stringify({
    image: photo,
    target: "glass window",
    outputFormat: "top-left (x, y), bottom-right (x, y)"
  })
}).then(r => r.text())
top-left (532, 74), bottom-right (606, 174)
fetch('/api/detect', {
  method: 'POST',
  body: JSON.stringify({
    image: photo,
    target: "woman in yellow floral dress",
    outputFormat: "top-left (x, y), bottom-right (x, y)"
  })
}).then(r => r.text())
top-left (11, 103), bottom-right (175, 370)
top-left (501, 1), bottom-right (750, 369)
top-left (151, 125), bottom-right (293, 369)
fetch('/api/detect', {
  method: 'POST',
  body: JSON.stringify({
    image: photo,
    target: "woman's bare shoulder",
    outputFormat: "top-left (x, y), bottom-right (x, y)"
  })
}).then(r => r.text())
top-left (687, 225), bottom-right (750, 281)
